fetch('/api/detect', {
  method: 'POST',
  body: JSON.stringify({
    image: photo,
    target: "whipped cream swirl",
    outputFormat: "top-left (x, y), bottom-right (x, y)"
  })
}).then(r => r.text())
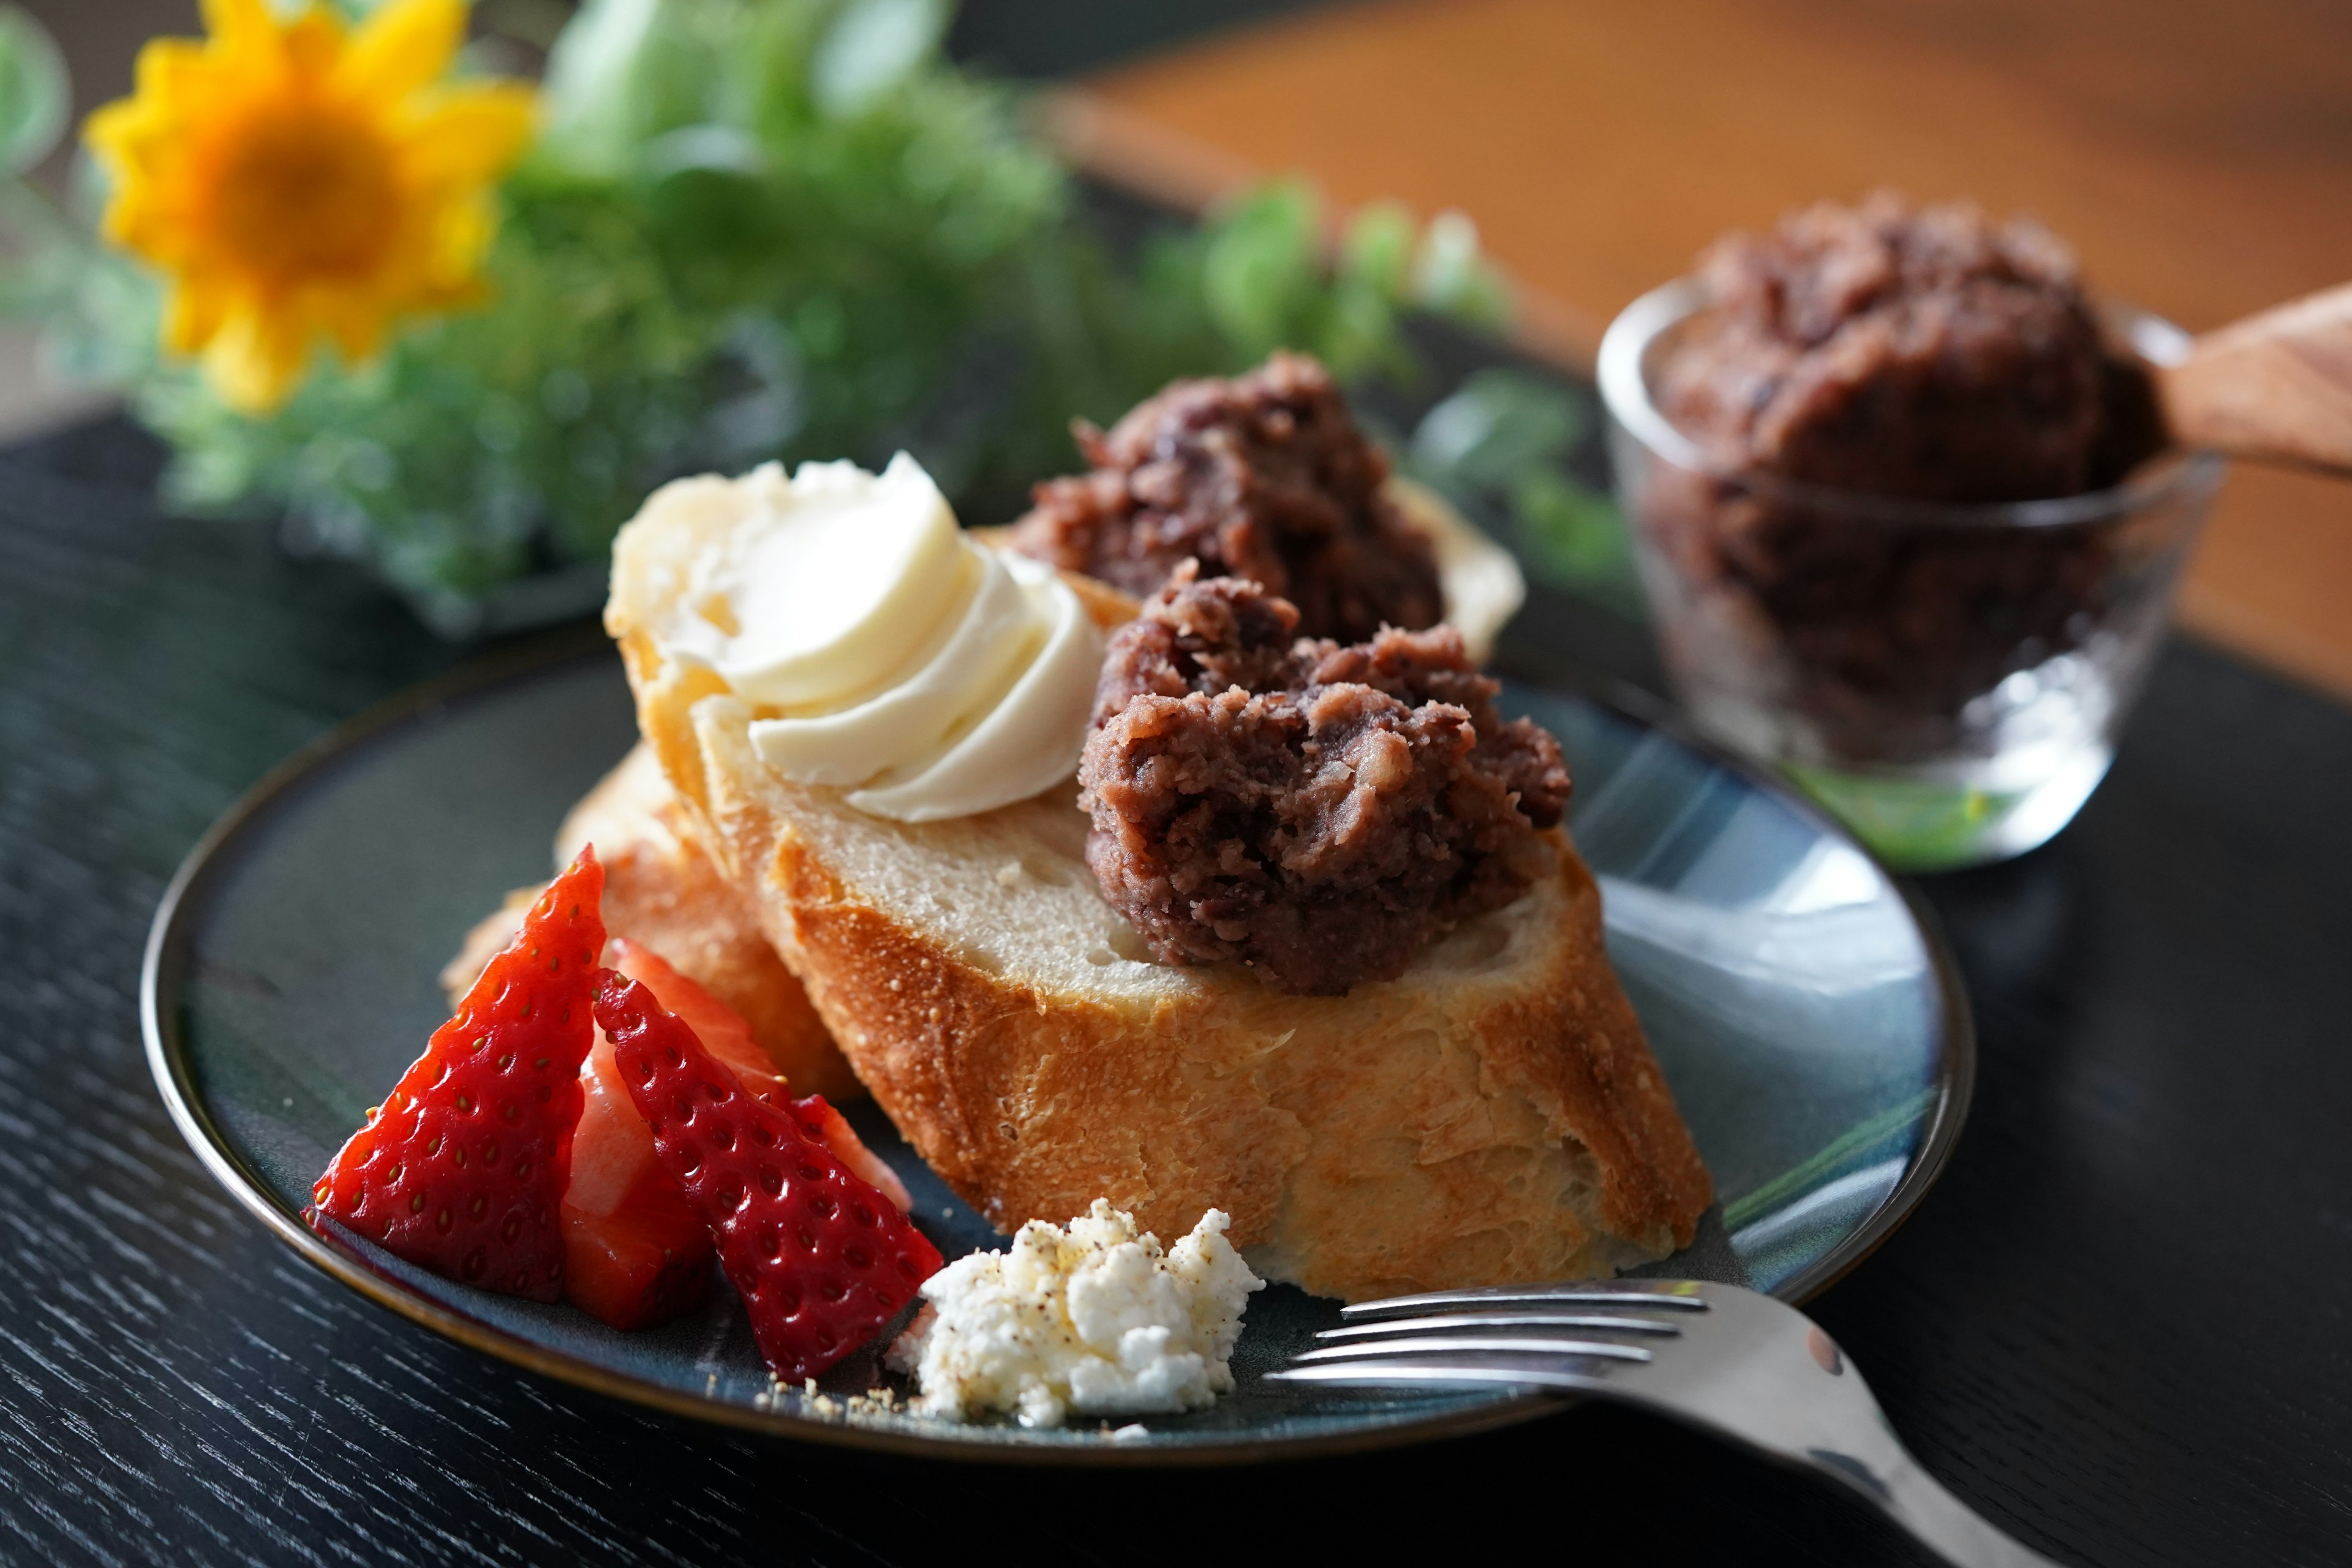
top-left (655, 455), bottom-right (1102, 822)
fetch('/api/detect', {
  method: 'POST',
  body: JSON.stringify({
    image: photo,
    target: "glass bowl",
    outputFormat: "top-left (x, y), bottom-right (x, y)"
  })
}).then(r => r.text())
top-left (1597, 278), bottom-right (2226, 870)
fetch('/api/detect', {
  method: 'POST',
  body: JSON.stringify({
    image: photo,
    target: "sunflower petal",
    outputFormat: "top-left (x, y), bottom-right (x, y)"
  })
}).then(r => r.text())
top-left (127, 38), bottom-right (216, 115)
top-left (313, 287), bottom-right (391, 361)
top-left (339, 0), bottom-right (465, 102)
top-left (205, 307), bottom-right (311, 413)
top-left (421, 193), bottom-right (498, 287)
top-left (81, 97), bottom-right (145, 168)
top-left (199, 0), bottom-right (276, 50)
top-left (282, 10), bottom-right (349, 80)
top-left (164, 276), bottom-right (234, 355)
top-left (399, 84), bottom-right (538, 187)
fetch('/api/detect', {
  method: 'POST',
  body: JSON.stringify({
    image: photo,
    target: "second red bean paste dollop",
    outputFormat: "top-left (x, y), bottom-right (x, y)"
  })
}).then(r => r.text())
top-left (1079, 567), bottom-right (1570, 997)
top-left (1009, 352), bottom-right (1444, 644)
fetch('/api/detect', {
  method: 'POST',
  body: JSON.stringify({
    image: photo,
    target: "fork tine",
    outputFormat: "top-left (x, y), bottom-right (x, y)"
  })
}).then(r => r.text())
top-left (1340, 1281), bottom-right (1709, 1319)
top-left (1268, 1359), bottom-right (1607, 1392)
top-left (1291, 1336), bottom-right (1654, 1364)
top-left (1317, 1312), bottom-right (1682, 1340)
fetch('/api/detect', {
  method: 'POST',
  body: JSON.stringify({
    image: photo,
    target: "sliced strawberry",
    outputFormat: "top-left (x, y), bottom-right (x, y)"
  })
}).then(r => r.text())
top-left (560, 941), bottom-right (758, 1330)
top-left (563, 948), bottom-right (905, 1330)
top-left (565, 1030), bottom-right (656, 1221)
top-left (311, 848), bottom-right (607, 1300)
top-left (560, 1031), bottom-right (717, 1329)
top-left (609, 938), bottom-right (905, 1211)
top-left (590, 970), bottom-right (943, 1381)
top-left (561, 1166), bottom-right (715, 1331)
top-left (610, 938), bottom-right (782, 1090)
top-left (788, 1096), bottom-right (913, 1215)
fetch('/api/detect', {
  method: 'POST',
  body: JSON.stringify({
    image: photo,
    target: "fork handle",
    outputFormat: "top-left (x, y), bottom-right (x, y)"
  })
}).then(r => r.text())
top-left (1849, 1447), bottom-right (2062, 1568)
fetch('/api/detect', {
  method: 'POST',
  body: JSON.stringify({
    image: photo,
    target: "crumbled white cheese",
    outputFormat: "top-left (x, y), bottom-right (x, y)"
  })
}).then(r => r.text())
top-left (886, 1200), bottom-right (1264, 1428)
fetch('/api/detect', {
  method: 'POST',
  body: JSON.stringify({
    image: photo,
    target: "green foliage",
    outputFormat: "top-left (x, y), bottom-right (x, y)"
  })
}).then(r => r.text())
top-left (0, 4), bottom-right (66, 176)
top-left (2, 0), bottom-right (1523, 624)
top-left (1404, 368), bottom-right (1640, 612)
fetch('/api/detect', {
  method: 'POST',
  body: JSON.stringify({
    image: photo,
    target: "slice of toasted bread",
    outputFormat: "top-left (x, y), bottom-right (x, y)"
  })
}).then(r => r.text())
top-left (605, 477), bottom-right (1709, 1301)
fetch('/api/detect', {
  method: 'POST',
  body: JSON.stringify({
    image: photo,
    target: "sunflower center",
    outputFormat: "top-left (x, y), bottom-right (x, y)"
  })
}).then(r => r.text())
top-left (206, 100), bottom-right (401, 286)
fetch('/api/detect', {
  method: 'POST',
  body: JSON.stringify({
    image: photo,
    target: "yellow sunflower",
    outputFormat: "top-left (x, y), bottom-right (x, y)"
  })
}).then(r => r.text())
top-left (85, 0), bottom-right (537, 413)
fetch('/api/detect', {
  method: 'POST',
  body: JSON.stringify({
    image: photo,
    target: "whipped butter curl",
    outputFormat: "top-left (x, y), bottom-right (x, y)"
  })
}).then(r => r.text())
top-left (649, 455), bottom-right (1103, 822)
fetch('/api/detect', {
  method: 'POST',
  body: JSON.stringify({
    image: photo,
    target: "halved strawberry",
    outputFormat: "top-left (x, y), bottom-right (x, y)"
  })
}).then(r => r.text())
top-left (565, 1029), bottom-right (658, 1222)
top-left (559, 939), bottom-right (766, 1331)
top-left (788, 1096), bottom-right (913, 1216)
top-left (610, 938), bottom-right (781, 1089)
top-left (563, 943), bottom-right (910, 1330)
top-left (603, 938), bottom-right (907, 1210)
top-left (560, 1031), bottom-right (717, 1330)
top-left (311, 848), bottom-right (606, 1300)
top-left (561, 1160), bottom-right (714, 1330)
top-left (590, 970), bottom-right (943, 1381)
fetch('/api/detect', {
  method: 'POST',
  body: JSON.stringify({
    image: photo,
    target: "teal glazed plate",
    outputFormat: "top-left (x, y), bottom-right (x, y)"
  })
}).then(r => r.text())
top-left (143, 631), bottom-right (1972, 1463)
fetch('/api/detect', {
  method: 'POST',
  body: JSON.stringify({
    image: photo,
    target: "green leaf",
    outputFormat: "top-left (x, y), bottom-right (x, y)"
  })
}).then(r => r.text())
top-left (1339, 201), bottom-right (1415, 298)
top-left (0, 4), bottom-right (67, 175)
top-left (1199, 181), bottom-right (1324, 359)
top-left (536, 0), bottom-right (714, 177)
top-left (1411, 367), bottom-right (1582, 486)
top-left (811, 0), bottom-right (950, 118)
top-left (1408, 368), bottom-right (1635, 610)
top-left (1510, 467), bottom-right (1635, 606)
top-left (1411, 210), bottom-right (1511, 330)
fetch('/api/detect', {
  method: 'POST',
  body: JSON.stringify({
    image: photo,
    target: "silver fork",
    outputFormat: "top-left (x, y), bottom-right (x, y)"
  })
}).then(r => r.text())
top-left (1269, 1279), bottom-right (2059, 1568)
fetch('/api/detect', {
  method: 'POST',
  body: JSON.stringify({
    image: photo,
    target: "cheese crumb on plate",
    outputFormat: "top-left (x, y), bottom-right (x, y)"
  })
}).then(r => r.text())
top-left (886, 1200), bottom-right (1264, 1428)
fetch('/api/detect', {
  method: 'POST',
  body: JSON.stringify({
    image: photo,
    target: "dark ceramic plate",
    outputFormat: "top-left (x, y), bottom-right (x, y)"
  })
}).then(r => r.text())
top-left (143, 633), bottom-right (1972, 1463)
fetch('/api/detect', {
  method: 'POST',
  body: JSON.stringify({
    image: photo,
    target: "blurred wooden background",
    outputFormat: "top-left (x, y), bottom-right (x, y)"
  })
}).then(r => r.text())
top-left (13, 0), bottom-right (2348, 697)
top-left (1067, 0), bottom-right (2352, 699)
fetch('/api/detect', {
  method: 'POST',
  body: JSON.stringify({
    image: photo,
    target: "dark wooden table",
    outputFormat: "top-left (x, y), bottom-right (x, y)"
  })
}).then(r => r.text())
top-left (7, 9), bottom-right (2352, 1563)
top-left (8, 398), bottom-right (2351, 1567)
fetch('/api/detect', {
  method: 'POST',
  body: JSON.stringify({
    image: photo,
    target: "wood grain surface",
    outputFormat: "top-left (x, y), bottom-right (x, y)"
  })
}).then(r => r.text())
top-left (6, 416), bottom-right (2351, 1567)
top-left (1071, 0), bottom-right (2352, 698)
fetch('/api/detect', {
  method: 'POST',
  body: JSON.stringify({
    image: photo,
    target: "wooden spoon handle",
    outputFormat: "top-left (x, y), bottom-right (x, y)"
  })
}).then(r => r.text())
top-left (2157, 282), bottom-right (2352, 476)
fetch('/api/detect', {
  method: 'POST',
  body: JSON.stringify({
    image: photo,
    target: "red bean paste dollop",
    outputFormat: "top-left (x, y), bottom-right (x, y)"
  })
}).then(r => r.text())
top-left (1009, 352), bottom-right (1444, 644)
top-left (1078, 567), bottom-right (1570, 997)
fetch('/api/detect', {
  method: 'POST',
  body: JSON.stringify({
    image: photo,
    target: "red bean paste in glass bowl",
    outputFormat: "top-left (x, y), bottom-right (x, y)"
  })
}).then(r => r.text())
top-left (1641, 194), bottom-right (2171, 763)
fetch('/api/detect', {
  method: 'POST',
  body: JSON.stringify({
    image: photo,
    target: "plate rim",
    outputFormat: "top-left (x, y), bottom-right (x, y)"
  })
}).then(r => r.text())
top-left (142, 625), bottom-right (1976, 1466)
